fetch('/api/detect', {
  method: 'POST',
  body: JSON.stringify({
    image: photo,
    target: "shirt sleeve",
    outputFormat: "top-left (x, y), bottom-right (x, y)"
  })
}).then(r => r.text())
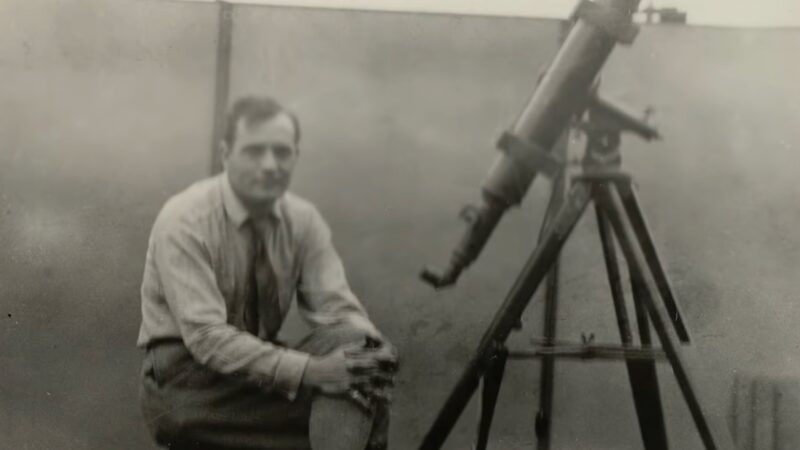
top-left (152, 213), bottom-right (309, 400)
top-left (296, 206), bottom-right (380, 337)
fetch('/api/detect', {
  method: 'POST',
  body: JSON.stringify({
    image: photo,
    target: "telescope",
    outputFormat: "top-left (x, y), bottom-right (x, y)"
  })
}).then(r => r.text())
top-left (420, 0), bottom-right (645, 289)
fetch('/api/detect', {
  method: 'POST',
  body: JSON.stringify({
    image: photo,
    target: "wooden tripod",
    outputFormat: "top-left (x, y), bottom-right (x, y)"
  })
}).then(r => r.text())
top-left (418, 114), bottom-right (734, 450)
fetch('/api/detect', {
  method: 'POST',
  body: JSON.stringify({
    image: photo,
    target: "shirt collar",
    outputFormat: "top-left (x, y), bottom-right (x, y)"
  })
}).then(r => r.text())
top-left (220, 173), bottom-right (283, 228)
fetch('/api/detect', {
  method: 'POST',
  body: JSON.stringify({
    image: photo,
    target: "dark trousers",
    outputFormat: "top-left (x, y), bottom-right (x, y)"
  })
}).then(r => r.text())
top-left (139, 324), bottom-right (389, 450)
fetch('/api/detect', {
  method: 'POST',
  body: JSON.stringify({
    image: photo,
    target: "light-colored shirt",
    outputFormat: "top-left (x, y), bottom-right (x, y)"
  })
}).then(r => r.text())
top-left (137, 173), bottom-right (378, 400)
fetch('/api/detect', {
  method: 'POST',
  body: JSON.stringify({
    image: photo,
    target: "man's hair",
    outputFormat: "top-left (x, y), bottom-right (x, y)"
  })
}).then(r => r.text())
top-left (223, 96), bottom-right (301, 147)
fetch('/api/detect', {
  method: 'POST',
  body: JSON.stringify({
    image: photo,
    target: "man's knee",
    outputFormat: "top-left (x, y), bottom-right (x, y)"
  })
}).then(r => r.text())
top-left (297, 323), bottom-right (375, 356)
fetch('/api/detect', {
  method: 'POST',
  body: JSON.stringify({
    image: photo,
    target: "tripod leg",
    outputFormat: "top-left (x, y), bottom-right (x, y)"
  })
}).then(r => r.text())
top-left (595, 205), bottom-right (635, 343)
top-left (418, 183), bottom-right (593, 450)
top-left (628, 272), bottom-right (675, 446)
top-left (596, 206), bottom-right (669, 450)
top-left (594, 183), bottom-right (734, 450)
top-left (615, 182), bottom-right (690, 343)
top-left (535, 262), bottom-right (559, 450)
top-left (475, 347), bottom-right (509, 450)
top-left (535, 142), bottom-right (568, 450)
top-left (630, 270), bottom-right (657, 354)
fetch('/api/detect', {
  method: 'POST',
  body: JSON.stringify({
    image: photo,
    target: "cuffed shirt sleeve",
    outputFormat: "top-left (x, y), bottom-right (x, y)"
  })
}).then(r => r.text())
top-left (273, 349), bottom-right (310, 397)
top-left (152, 214), bottom-right (309, 400)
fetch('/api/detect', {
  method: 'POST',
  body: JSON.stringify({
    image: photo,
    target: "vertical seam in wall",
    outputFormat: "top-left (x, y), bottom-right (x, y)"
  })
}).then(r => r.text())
top-left (750, 379), bottom-right (756, 450)
top-left (732, 374), bottom-right (739, 445)
top-left (209, 1), bottom-right (234, 175)
top-left (772, 384), bottom-right (780, 450)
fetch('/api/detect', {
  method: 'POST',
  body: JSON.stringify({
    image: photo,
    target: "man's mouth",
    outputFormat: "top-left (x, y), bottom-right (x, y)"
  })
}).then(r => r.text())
top-left (253, 178), bottom-right (284, 190)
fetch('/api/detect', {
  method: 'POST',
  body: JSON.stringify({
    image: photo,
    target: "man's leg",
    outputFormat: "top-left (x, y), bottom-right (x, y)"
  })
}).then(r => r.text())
top-left (139, 327), bottom-right (391, 450)
top-left (139, 341), bottom-right (312, 450)
top-left (294, 324), bottom-right (391, 450)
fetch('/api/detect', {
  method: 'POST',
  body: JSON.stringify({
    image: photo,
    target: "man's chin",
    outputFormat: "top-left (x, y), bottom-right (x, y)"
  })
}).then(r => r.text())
top-left (242, 188), bottom-right (285, 205)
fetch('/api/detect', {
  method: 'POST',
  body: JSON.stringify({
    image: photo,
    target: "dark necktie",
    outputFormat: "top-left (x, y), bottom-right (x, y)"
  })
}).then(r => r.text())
top-left (246, 222), bottom-right (282, 340)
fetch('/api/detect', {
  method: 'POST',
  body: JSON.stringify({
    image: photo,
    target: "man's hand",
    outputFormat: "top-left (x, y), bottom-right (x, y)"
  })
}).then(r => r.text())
top-left (302, 343), bottom-right (365, 394)
top-left (302, 338), bottom-right (399, 396)
top-left (345, 336), bottom-right (398, 408)
top-left (348, 336), bottom-right (398, 377)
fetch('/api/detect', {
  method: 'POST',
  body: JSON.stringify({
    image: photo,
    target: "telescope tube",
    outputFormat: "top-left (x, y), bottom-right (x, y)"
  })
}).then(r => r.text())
top-left (421, 0), bottom-right (640, 288)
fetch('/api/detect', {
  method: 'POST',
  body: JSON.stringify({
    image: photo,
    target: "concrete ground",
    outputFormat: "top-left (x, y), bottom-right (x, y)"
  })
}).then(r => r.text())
top-left (2, 1), bottom-right (800, 448)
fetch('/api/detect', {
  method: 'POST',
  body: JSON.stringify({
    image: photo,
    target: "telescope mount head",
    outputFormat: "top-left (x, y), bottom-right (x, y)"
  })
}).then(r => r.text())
top-left (575, 94), bottom-right (659, 171)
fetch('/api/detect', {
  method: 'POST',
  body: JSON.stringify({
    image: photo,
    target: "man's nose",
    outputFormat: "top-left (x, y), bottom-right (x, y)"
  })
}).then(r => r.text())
top-left (260, 150), bottom-right (278, 171)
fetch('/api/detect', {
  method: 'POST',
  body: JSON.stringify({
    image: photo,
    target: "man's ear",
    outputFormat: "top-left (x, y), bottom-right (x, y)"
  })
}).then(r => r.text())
top-left (219, 141), bottom-right (231, 166)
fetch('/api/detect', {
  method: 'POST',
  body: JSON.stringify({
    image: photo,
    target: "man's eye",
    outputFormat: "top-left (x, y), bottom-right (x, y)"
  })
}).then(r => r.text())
top-left (243, 146), bottom-right (264, 156)
top-left (272, 145), bottom-right (293, 159)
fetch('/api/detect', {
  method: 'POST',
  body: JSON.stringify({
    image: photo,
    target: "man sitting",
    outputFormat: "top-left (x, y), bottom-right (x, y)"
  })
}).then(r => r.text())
top-left (137, 95), bottom-right (397, 449)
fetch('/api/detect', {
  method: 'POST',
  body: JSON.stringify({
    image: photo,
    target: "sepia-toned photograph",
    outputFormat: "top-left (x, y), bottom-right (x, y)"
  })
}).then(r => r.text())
top-left (2, 0), bottom-right (799, 448)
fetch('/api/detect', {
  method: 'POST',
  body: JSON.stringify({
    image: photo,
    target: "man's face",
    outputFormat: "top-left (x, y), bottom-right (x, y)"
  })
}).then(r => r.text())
top-left (223, 112), bottom-right (299, 205)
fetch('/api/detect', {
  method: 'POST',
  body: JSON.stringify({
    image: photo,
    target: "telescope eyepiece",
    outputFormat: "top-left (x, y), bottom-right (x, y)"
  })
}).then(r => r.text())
top-left (420, 266), bottom-right (457, 290)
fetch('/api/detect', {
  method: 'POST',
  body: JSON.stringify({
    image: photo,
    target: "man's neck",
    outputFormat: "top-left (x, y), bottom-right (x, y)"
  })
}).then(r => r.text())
top-left (243, 199), bottom-right (277, 222)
